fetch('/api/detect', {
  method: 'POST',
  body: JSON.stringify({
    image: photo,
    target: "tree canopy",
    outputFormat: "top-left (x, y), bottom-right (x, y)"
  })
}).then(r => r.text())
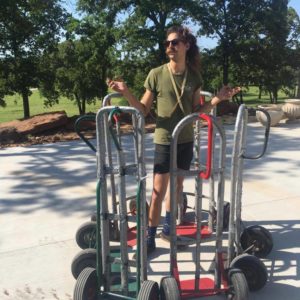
top-left (1, 0), bottom-right (300, 118)
top-left (0, 0), bottom-right (68, 118)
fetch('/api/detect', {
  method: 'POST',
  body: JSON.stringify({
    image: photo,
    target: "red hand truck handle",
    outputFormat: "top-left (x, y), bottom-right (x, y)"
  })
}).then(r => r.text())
top-left (200, 95), bottom-right (205, 105)
top-left (198, 113), bottom-right (213, 179)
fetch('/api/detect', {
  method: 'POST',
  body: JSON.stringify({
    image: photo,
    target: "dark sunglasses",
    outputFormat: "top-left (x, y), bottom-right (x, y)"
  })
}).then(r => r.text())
top-left (164, 38), bottom-right (183, 48)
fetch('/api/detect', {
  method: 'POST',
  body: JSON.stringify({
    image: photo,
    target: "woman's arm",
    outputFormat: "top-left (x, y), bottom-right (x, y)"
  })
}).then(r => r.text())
top-left (107, 79), bottom-right (154, 116)
top-left (192, 86), bottom-right (241, 113)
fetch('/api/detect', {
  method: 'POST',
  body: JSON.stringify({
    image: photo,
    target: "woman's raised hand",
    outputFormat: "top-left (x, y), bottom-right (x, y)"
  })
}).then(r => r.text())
top-left (106, 79), bottom-right (128, 95)
top-left (217, 85), bottom-right (241, 101)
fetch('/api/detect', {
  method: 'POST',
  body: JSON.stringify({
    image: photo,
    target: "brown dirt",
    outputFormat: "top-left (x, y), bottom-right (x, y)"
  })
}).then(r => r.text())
top-left (0, 112), bottom-right (155, 148)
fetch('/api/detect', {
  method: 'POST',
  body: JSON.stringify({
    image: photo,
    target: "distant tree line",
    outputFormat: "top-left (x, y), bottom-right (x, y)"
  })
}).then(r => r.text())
top-left (0, 0), bottom-right (299, 118)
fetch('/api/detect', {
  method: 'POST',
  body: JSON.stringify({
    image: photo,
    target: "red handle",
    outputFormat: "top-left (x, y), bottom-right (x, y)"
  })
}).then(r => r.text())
top-left (198, 113), bottom-right (213, 179)
top-left (200, 95), bottom-right (205, 105)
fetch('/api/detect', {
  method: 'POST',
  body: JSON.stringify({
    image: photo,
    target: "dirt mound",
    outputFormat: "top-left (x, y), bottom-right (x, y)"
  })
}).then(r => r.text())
top-left (0, 111), bottom-right (92, 147)
top-left (0, 111), bottom-right (155, 148)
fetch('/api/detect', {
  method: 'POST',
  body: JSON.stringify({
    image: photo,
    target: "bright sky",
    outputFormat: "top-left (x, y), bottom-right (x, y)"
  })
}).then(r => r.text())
top-left (62, 0), bottom-right (300, 49)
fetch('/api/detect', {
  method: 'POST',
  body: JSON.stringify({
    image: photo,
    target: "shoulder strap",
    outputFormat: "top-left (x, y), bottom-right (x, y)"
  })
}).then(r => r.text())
top-left (167, 63), bottom-right (188, 116)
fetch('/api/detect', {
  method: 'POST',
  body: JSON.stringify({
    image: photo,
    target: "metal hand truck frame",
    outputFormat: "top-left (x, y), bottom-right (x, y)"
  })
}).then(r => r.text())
top-left (73, 105), bottom-right (159, 300)
top-left (177, 91), bottom-right (230, 240)
top-left (161, 112), bottom-right (249, 300)
top-left (71, 93), bottom-right (141, 276)
top-left (227, 104), bottom-right (272, 291)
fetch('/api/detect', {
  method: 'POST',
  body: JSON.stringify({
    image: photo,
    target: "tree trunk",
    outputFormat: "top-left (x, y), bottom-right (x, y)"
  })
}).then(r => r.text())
top-left (273, 89), bottom-right (278, 104)
top-left (269, 91), bottom-right (274, 103)
top-left (75, 94), bottom-right (83, 115)
top-left (22, 90), bottom-right (30, 119)
top-left (82, 99), bottom-right (86, 115)
top-left (258, 86), bottom-right (262, 99)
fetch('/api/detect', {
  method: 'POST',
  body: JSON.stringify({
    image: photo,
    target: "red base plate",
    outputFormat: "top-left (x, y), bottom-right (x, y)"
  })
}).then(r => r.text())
top-left (176, 222), bottom-right (212, 239)
top-left (180, 278), bottom-right (218, 297)
top-left (127, 222), bottom-right (212, 247)
top-left (127, 227), bottom-right (137, 247)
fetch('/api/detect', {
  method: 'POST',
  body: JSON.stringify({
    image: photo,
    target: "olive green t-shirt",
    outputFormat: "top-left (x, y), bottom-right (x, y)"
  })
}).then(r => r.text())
top-left (144, 63), bottom-right (203, 145)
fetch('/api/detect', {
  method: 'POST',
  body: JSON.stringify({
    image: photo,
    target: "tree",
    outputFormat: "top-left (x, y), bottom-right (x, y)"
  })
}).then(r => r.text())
top-left (0, 0), bottom-right (67, 118)
top-left (191, 0), bottom-right (269, 85)
top-left (286, 6), bottom-right (300, 98)
top-left (48, 37), bottom-right (108, 115)
top-left (231, 1), bottom-right (295, 103)
top-left (77, 0), bottom-right (201, 98)
top-left (38, 9), bottom-right (119, 115)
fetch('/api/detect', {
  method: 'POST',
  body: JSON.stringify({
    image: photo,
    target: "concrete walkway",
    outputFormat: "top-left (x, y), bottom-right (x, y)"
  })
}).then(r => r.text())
top-left (0, 120), bottom-right (299, 299)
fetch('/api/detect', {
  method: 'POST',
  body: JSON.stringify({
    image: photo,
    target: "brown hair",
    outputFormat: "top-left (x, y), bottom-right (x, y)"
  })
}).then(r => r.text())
top-left (166, 25), bottom-right (201, 73)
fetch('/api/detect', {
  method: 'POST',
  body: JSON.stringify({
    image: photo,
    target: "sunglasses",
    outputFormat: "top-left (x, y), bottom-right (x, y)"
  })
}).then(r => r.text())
top-left (164, 38), bottom-right (183, 48)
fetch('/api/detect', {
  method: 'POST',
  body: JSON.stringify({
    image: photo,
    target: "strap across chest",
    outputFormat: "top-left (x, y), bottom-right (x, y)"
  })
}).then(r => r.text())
top-left (167, 63), bottom-right (188, 116)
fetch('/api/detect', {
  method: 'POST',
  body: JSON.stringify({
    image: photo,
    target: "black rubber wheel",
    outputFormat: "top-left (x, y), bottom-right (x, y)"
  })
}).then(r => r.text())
top-left (76, 221), bottom-right (96, 249)
top-left (160, 276), bottom-right (180, 300)
top-left (73, 267), bottom-right (97, 300)
top-left (182, 192), bottom-right (188, 215)
top-left (71, 248), bottom-right (97, 279)
top-left (212, 201), bottom-right (230, 230)
top-left (240, 225), bottom-right (273, 258)
top-left (137, 280), bottom-right (159, 300)
top-left (230, 253), bottom-right (268, 291)
top-left (227, 268), bottom-right (249, 300)
top-left (223, 201), bottom-right (230, 230)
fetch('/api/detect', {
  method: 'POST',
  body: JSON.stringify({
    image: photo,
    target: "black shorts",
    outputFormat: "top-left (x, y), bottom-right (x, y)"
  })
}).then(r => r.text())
top-left (153, 142), bottom-right (194, 174)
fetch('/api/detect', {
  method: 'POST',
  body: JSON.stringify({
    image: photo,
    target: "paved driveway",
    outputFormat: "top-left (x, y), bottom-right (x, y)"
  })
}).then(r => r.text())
top-left (0, 120), bottom-right (299, 299)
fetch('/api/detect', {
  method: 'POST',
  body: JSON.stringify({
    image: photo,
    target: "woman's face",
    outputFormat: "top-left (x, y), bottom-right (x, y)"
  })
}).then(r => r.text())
top-left (165, 32), bottom-right (189, 62)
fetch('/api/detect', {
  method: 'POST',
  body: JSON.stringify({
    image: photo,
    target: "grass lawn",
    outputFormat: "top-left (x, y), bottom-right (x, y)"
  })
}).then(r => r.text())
top-left (240, 86), bottom-right (290, 106)
top-left (0, 87), bottom-right (292, 123)
top-left (0, 89), bottom-right (127, 123)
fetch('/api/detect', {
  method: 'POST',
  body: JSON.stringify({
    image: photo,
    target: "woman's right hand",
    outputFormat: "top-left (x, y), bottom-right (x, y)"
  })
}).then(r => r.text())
top-left (107, 79), bottom-right (128, 95)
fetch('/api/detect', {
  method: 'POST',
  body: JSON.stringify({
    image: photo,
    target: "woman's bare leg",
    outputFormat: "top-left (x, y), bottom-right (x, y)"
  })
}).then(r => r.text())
top-left (148, 172), bottom-right (169, 227)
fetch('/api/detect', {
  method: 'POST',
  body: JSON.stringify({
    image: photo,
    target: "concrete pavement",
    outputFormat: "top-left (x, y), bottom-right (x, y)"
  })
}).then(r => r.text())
top-left (0, 120), bottom-right (300, 299)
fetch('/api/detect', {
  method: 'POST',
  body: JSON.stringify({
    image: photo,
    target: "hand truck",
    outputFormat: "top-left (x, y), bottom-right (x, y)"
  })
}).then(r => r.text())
top-left (73, 105), bottom-right (159, 300)
top-left (71, 93), bottom-right (136, 280)
top-left (177, 91), bottom-right (230, 240)
top-left (161, 112), bottom-right (249, 300)
top-left (227, 104), bottom-right (272, 291)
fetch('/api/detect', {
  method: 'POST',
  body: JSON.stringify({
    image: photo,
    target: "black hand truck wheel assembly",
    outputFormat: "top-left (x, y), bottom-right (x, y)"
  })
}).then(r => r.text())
top-left (240, 224), bottom-right (273, 258)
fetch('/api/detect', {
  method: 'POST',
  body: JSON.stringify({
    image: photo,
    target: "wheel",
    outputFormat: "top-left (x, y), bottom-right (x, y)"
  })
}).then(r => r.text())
top-left (129, 198), bottom-right (137, 215)
top-left (227, 268), bottom-right (249, 300)
top-left (109, 220), bottom-right (120, 241)
top-left (223, 201), bottom-right (230, 230)
top-left (240, 225), bottom-right (273, 258)
top-left (177, 193), bottom-right (188, 222)
top-left (71, 248), bottom-right (97, 279)
top-left (230, 254), bottom-right (268, 291)
top-left (129, 198), bottom-right (150, 218)
top-left (76, 221), bottom-right (96, 249)
top-left (83, 216), bottom-right (119, 242)
top-left (160, 276), bottom-right (180, 300)
top-left (212, 201), bottom-right (230, 230)
top-left (182, 192), bottom-right (188, 215)
top-left (73, 267), bottom-right (97, 300)
top-left (137, 280), bottom-right (159, 300)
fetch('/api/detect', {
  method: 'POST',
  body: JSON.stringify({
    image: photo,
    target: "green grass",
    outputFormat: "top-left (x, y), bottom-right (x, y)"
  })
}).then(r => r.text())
top-left (0, 86), bottom-right (294, 123)
top-left (0, 89), bottom-right (128, 123)
top-left (241, 86), bottom-right (290, 106)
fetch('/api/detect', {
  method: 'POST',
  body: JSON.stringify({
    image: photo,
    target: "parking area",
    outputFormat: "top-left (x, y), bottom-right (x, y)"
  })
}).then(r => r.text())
top-left (0, 120), bottom-right (300, 299)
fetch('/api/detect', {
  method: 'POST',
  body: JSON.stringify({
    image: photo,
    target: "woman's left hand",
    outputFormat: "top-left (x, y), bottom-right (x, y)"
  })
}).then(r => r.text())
top-left (216, 85), bottom-right (241, 101)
